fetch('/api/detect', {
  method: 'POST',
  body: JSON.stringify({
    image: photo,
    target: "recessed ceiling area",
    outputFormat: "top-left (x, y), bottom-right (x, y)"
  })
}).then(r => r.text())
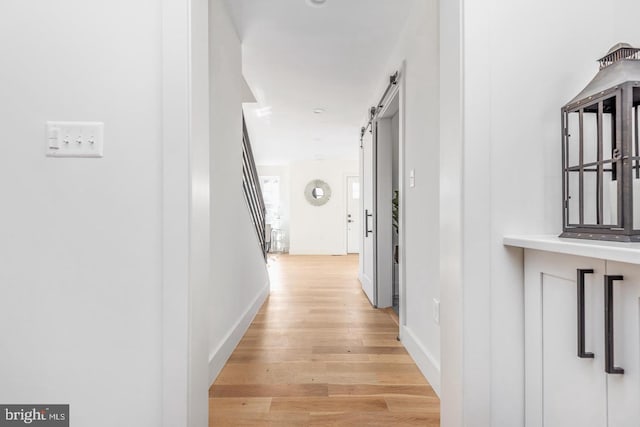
top-left (223, 0), bottom-right (419, 165)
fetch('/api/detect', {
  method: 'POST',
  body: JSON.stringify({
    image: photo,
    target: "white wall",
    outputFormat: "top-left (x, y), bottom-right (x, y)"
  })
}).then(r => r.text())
top-left (370, 0), bottom-right (442, 393)
top-left (0, 1), bottom-right (270, 425)
top-left (257, 164), bottom-right (291, 251)
top-left (440, 0), bottom-right (640, 426)
top-left (208, 0), bottom-right (270, 383)
top-left (438, 0), bottom-right (464, 424)
top-left (289, 159), bottom-right (359, 255)
top-left (0, 1), bottom-right (163, 425)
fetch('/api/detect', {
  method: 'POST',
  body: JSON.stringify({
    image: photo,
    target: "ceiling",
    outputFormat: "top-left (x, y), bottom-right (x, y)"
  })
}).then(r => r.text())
top-left (223, 0), bottom-right (418, 165)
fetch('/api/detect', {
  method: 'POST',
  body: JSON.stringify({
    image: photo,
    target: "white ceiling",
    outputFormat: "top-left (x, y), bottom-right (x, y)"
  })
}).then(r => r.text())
top-left (223, 0), bottom-right (418, 165)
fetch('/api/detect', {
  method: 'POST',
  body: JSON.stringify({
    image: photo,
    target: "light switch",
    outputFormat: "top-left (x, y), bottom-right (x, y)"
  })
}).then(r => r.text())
top-left (48, 127), bottom-right (60, 150)
top-left (409, 169), bottom-right (415, 188)
top-left (46, 121), bottom-right (104, 158)
top-left (433, 298), bottom-right (440, 324)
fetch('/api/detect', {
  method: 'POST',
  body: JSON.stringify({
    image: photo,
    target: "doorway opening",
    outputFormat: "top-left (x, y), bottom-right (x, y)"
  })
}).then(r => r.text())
top-left (376, 89), bottom-right (401, 315)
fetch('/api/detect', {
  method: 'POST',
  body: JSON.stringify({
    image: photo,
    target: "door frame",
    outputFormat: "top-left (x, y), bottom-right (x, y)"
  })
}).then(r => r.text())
top-left (398, 61), bottom-right (407, 331)
top-left (372, 63), bottom-right (406, 322)
top-left (359, 63), bottom-right (406, 316)
top-left (161, 0), bottom-right (210, 426)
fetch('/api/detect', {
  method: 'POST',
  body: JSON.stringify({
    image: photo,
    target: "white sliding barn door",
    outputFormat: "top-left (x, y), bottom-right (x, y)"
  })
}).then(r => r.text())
top-left (359, 118), bottom-right (395, 308)
top-left (360, 126), bottom-right (376, 306)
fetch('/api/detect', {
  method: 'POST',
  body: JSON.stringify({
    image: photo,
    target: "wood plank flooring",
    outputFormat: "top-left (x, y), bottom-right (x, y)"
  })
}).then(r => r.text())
top-left (209, 254), bottom-right (440, 426)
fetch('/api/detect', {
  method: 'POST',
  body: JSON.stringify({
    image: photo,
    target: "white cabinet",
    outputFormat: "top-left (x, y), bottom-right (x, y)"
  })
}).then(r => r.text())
top-left (523, 249), bottom-right (640, 427)
top-left (603, 261), bottom-right (640, 427)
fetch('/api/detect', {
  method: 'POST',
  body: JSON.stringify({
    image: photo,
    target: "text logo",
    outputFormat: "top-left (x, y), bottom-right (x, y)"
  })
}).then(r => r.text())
top-left (0, 406), bottom-right (68, 426)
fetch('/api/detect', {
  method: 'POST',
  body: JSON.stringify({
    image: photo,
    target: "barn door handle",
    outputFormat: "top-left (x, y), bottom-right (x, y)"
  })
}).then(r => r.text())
top-left (604, 275), bottom-right (624, 374)
top-left (364, 209), bottom-right (373, 237)
top-left (577, 269), bottom-right (595, 358)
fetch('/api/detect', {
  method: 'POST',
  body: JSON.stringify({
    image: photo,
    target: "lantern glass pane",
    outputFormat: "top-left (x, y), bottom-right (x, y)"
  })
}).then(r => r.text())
top-left (566, 111), bottom-right (581, 226)
top-left (567, 112), bottom-right (580, 168)
top-left (604, 170), bottom-right (617, 225)
top-left (603, 111), bottom-right (613, 161)
top-left (583, 112), bottom-right (598, 165)
top-left (633, 106), bottom-right (639, 161)
top-left (584, 170), bottom-right (598, 224)
top-left (633, 88), bottom-right (640, 229)
top-left (568, 171), bottom-right (580, 225)
top-left (602, 96), bottom-right (618, 226)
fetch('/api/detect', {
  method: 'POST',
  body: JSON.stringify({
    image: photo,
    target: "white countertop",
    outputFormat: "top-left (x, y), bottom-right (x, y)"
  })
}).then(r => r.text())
top-left (503, 234), bottom-right (640, 265)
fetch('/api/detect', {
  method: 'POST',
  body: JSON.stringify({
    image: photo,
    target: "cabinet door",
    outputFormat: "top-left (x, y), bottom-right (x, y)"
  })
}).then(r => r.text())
top-left (542, 273), bottom-right (607, 427)
top-left (604, 261), bottom-right (640, 427)
top-left (525, 250), bottom-right (607, 427)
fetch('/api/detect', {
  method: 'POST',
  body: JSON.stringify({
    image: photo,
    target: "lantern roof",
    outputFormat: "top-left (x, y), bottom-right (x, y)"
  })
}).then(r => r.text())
top-left (565, 42), bottom-right (640, 109)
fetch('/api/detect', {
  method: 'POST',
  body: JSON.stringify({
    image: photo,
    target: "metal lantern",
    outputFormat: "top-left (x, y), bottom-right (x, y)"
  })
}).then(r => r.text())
top-left (561, 43), bottom-right (640, 241)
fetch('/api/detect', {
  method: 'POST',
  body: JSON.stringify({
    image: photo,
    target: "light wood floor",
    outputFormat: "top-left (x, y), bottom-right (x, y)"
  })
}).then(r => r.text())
top-left (209, 254), bottom-right (440, 426)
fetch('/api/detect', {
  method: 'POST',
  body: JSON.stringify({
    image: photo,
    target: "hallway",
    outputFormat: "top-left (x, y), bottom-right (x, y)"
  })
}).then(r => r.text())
top-left (209, 255), bottom-right (440, 426)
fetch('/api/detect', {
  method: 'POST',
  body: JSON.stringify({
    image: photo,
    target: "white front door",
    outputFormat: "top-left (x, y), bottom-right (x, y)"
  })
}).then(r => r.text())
top-left (346, 176), bottom-right (360, 253)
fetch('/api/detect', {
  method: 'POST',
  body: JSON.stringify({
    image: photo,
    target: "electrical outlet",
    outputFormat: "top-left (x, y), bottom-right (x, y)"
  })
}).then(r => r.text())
top-left (46, 121), bottom-right (104, 158)
top-left (433, 298), bottom-right (440, 324)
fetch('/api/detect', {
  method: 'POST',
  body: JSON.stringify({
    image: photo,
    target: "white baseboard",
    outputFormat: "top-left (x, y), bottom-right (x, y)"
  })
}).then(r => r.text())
top-left (401, 325), bottom-right (441, 396)
top-left (208, 281), bottom-right (270, 385)
top-left (288, 251), bottom-right (348, 255)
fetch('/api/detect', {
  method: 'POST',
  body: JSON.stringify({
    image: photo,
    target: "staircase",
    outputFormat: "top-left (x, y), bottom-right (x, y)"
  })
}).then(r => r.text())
top-left (241, 116), bottom-right (267, 259)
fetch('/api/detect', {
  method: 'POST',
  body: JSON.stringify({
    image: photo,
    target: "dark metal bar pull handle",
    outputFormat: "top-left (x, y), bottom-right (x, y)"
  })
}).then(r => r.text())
top-left (605, 275), bottom-right (624, 374)
top-left (577, 269), bottom-right (595, 358)
top-left (364, 209), bottom-right (368, 237)
top-left (364, 209), bottom-right (374, 237)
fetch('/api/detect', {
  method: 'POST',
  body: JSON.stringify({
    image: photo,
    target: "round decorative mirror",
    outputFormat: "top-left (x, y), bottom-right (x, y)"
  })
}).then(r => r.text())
top-left (304, 180), bottom-right (331, 206)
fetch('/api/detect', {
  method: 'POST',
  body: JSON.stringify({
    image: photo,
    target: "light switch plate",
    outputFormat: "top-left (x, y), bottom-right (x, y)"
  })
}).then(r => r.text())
top-left (433, 298), bottom-right (440, 324)
top-left (409, 169), bottom-right (415, 188)
top-left (46, 121), bottom-right (104, 158)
